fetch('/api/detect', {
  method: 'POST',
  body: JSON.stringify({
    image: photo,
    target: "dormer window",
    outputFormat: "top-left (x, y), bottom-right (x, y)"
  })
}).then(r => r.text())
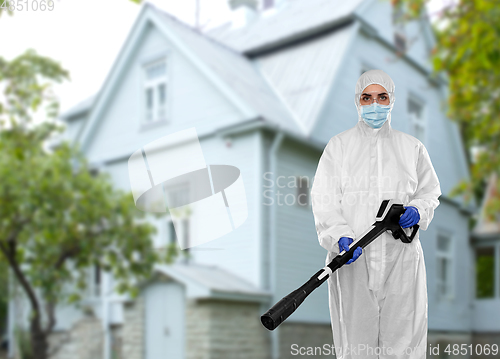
top-left (143, 58), bottom-right (167, 123)
top-left (392, 4), bottom-right (407, 53)
top-left (408, 97), bottom-right (426, 143)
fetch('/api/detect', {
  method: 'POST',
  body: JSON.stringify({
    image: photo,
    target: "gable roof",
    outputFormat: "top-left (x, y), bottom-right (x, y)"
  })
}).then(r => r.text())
top-left (151, 4), bottom-right (305, 135)
top-left (206, 0), bottom-right (364, 55)
top-left (75, 2), bottom-right (306, 153)
top-left (60, 94), bottom-right (96, 121)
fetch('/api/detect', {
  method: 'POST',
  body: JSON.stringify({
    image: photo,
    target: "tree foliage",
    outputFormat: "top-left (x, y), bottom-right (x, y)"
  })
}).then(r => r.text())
top-left (0, 49), bottom-right (178, 359)
top-left (394, 0), bottom-right (500, 222)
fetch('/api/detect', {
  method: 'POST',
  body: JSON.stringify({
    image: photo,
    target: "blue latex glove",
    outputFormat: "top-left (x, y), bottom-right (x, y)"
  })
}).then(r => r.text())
top-left (338, 237), bottom-right (362, 264)
top-left (399, 206), bottom-right (420, 228)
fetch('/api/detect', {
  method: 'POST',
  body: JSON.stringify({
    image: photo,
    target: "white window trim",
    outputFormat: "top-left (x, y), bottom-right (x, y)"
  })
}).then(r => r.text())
top-left (408, 94), bottom-right (427, 144)
top-left (142, 56), bottom-right (169, 126)
top-left (436, 230), bottom-right (455, 302)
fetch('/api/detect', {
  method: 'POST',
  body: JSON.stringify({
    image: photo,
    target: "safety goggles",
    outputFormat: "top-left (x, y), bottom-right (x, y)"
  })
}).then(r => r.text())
top-left (356, 91), bottom-right (393, 106)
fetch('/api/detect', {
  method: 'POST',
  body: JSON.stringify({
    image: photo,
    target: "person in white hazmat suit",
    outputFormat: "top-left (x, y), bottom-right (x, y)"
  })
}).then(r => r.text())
top-left (310, 69), bottom-right (441, 359)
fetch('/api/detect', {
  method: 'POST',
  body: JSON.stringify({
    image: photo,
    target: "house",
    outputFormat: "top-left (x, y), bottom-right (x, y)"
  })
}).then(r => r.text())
top-left (8, 0), bottom-right (486, 358)
top-left (470, 173), bottom-right (500, 353)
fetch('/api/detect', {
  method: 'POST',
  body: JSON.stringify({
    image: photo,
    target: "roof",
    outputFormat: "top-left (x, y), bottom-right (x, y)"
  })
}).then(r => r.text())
top-left (155, 263), bottom-right (271, 302)
top-left (69, 1), bottom-right (363, 147)
top-left (61, 0), bottom-right (442, 151)
top-left (73, 2), bottom-right (319, 151)
top-left (206, 0), bottom-right (364, 54)
top-left (151, 4), bottom-right (305, 136)
top-left (255, 21), bottom-right (355, 133)
top-left (60, 94), bottom-right (97, 120)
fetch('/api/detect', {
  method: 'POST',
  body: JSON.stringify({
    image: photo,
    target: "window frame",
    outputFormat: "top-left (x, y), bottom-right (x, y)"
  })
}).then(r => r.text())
top-left (474, 242), bottom-right (499, 300)
top-left (407, 93), bottom-right (427, 144)
top-left (89, 263), bottom-right (101, 298)
top-left (435, 230), bottom-right (455, 302)
top-left (164, 182), bottom-right (191, 253)
top-left (141, 56), bottom-right (169, 126)
top-left (392, 2), bottom-right (407, 53)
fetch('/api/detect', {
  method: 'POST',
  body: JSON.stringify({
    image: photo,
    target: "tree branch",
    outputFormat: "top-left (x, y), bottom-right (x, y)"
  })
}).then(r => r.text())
top-left (54, 244), bottom-right (81, 270)
top-left (0, 238), bottom-right (42, 334)
top-left (44, 300), bottom-right (57, 336)
top-left (0, 216), bottom-right (44, 336)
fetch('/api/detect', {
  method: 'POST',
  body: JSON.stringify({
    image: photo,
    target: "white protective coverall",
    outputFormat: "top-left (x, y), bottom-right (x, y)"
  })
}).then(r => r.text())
top-left (310, 69), bottom-right (441, 359)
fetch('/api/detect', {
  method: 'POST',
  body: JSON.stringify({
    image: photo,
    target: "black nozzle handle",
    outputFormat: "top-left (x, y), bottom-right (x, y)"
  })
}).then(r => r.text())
top-left (404, 224), bottom-right (419, 243)
top-left (392, 224), bottom-right (419, 243)
top-left (260, 268), bottom-right (328, 331)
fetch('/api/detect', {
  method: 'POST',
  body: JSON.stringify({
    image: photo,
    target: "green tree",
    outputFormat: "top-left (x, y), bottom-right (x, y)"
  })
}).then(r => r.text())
top-left (0, 49), bottom-right (179, 359)
top-left (394, 0), bottom-right (500, 222)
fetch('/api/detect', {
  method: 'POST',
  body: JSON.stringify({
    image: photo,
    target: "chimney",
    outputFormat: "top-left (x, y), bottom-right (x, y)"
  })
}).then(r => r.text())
top-left (229, 0), bottom-right (258, 29)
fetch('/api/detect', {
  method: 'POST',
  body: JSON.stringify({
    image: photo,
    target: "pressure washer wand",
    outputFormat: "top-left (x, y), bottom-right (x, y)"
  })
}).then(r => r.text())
top-left (260, 199), bottom-right (419, 331)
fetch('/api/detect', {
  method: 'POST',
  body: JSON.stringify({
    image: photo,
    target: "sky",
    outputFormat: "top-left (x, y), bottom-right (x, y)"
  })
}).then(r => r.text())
top-left (0, 0), bottom-right (452, 121)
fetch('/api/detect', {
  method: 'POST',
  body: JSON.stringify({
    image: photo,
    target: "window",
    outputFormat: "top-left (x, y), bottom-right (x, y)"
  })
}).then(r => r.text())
top-left (182, 218), bottom-right (190, 252)
top-left (168, 220), bottom-right (176, 244)
top-left (475, 246), bottom-right (495, 299)
top-left (93, 263), bottom-right (101, 297)
top-left (392, 3), bottom-right (407, 53)
top-left (436, 233), bottom-right (453, 300)
top-left (143, 59), bottom-right (168, 123)
top-left (164, 183), bottom-right (191, 253)
top-left (408, 97), bottom-right (426, 143)
top-left (296, 176), bottom-right (309, 207)
top-left (394, 33), bottom-right (406, 53)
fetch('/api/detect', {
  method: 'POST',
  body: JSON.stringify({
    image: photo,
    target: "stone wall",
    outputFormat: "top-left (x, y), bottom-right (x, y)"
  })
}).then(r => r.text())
top-left (121, 296), bottom-right (145, 359)
top-left (185, 299), bottom-right (271, 359)
top-left (185, 299), bottom-right (211, 359)
top-left (472, 332), bottom-right (500, 359)
top-left (278, 322), bottom-right (334, 359)
top-left (44, 296), bottom-right (500, 359)
top-left (111, 324), bottom-right (123, 359)
top-left (112, 293), bottom-right (334, 359)
top-left (48, 316), bottom-right (103, 359)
